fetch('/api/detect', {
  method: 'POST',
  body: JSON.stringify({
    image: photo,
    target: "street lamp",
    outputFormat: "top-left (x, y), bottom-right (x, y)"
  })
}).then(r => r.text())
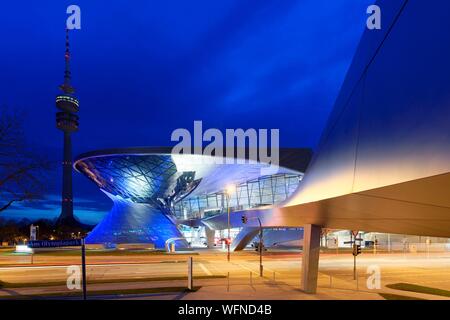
top-left (225, 184), bottom-right (235, 262)
top-left (242, 214), bottom-right (264, 277)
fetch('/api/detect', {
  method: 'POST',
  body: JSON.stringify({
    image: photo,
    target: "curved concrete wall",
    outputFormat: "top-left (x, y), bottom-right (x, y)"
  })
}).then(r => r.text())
top-left (233, 0), bottom-right (450, 237)
top-left (287, 0), bottom-right (450, 205)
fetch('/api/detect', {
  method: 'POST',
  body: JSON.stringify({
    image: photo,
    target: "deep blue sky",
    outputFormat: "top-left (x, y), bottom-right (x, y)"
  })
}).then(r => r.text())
top-left (0, 0), bottom-right (373, 224)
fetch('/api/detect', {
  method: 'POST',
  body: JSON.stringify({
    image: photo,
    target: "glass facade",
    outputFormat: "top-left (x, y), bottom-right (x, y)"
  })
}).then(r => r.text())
top-left (75, 154), bottom-right (197, 208)
top-left (172, 173), bottom-right (302, 219)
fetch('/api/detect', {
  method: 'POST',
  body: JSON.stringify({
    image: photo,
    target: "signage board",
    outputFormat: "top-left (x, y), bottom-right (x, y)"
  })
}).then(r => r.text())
top-left (28, 239), bottom-right (82, 248)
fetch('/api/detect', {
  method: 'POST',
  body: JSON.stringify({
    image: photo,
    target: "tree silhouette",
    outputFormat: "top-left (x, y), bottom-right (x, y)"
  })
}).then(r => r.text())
top-left (0, 109), bottom-right (52, 213)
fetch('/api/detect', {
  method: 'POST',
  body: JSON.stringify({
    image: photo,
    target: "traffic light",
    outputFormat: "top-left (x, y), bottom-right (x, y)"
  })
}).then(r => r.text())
top-left (353, 244), bottom-right (362, 256)
top-left (241, 215), bottom-right (248, 224)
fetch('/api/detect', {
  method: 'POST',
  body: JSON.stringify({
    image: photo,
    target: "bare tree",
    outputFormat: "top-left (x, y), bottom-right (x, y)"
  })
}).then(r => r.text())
top-left (0, 109), bottom-right (52, 213)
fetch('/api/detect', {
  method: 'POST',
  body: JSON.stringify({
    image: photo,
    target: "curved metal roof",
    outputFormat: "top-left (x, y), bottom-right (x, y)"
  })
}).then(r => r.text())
top-left (75, 147), bottom-right (311, 173)
top-left (74, 146), bottom-right (311, 204)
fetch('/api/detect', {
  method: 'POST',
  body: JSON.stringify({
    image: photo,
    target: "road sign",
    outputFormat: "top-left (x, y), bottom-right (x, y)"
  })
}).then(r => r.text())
top-left (28, 238), bottom-right (87, 300)
top-left (28, 239), bottom-right (82, 248)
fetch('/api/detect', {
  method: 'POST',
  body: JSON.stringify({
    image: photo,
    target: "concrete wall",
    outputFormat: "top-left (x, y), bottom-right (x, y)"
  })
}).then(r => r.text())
top-left (287, 0), bottom-right (450, 205)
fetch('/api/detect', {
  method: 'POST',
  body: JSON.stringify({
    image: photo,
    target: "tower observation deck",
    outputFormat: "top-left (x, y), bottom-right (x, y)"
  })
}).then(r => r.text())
top-left (56, 29), bottom-right (80, 226)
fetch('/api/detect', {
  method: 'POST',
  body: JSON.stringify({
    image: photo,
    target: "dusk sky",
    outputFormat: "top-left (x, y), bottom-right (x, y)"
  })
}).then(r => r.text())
top-left (0, 0), bottom-right (373, 224)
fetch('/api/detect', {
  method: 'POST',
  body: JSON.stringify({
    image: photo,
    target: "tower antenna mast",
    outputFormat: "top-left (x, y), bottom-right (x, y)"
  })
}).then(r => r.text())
top-left (55, 28), bottom-right (80, 226)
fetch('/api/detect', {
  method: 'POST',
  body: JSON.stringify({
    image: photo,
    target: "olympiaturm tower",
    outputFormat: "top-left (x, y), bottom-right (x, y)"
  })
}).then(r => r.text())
top-left (55, 29), bottom-right (80, 225)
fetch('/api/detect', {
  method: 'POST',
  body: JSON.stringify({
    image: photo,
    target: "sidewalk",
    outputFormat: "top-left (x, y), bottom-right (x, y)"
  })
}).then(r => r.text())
top-left (184, 281), bottom-right (384, 300)
top-left (0, 276), bottom-right (386, 300)
top-left (2, 276), bottom-right (448, 300)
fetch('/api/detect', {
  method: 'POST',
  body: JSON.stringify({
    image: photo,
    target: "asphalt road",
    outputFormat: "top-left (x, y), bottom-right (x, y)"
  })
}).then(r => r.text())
top-left (1, 249), bottom-right (449, 299)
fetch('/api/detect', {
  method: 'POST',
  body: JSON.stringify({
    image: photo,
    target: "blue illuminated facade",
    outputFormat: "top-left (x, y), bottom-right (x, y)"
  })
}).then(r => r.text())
top-left (85, 194), bottom-right (188, 248)
top-left (74, 147), bottom-right (311, 249)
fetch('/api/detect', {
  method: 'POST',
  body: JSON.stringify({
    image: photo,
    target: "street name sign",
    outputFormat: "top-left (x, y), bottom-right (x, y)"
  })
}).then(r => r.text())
top-left (28, 239), bottom-right (82, 248)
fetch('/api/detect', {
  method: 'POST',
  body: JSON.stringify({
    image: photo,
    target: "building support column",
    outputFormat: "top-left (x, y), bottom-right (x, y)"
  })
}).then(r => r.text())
top-left (205, 226), bottom-right (215, 249)
top-left (301, 224), bottom-right (321, 293)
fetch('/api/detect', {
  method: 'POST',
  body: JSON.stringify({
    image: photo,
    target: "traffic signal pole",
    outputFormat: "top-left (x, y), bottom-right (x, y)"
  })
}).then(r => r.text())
top-left (257, 217), bottom-right (263, 277)
top-left (350, 232), bottom-right (362, 280)
top-left (241, 215), bottom-right (264, 277)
